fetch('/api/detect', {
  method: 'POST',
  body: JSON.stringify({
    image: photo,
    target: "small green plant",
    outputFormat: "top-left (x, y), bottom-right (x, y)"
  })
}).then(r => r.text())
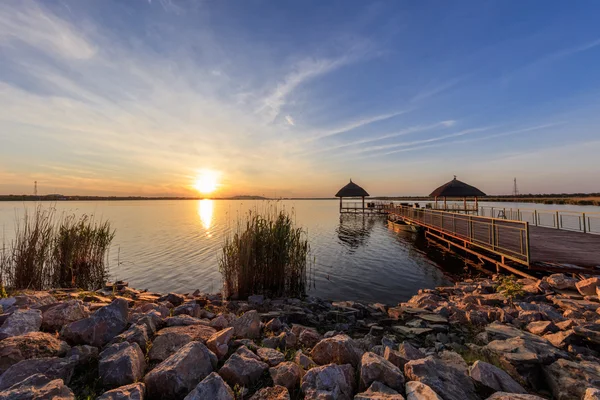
top-left (496, 275), bottom-right (524, 305)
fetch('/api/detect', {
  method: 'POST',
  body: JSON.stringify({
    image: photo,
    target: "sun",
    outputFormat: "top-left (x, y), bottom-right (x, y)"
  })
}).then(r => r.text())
top-left (193, 170), bottom-right (219, 195)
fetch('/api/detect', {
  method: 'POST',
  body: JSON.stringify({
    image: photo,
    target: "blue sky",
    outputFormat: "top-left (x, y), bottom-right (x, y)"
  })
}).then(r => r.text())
top-left (1, 0), bottom-right (600, 197)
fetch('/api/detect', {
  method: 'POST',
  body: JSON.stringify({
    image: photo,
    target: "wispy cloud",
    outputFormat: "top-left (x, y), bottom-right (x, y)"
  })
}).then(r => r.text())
top-left (410, 77), bottom-right (464, 103)
top-left (306, 110), bottom-right (409, 141)
top-left (285, 115), bottom-right (295, 126)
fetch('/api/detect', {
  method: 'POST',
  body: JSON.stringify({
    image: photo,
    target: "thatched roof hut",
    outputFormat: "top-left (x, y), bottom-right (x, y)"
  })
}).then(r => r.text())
top-left (430, 176), bottom-right (485, 211)
top-left (335, 179), bottom-right (370, 198)
top-left (335, 179), bottom-right (369, 212)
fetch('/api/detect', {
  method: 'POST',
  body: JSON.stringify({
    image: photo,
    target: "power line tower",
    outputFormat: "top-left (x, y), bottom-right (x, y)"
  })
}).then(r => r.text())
top-left (512, 178), bottom-right (519, 197)
top-left (34, 181), bottom-right (38, 197)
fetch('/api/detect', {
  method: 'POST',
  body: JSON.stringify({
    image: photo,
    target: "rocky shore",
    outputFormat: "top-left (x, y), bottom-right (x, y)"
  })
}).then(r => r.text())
top-left (1, 273), bottom-right (600, 399)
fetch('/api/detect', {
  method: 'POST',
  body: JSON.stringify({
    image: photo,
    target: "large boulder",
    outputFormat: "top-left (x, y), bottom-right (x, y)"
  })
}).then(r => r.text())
top-left (206, 327), bottom-right (234, 360)
top-left (249, 385), bottom-right (290, 400)
top-left (42, 300), bottom-right (90, 332)
top-left (112, 324), bottom-right (150, 352)
top-left (270, 361), bottom-right (304, 390)
top-left (232, 310), bottom-right (261, 339)
top-left (469, 360), bottom-right (527, 394)
top-left (355, 381), bottom-right (405, 399)
top-left (576, 278), bottom-right (600, 296)
top-left (219, 352), bottom-right (268, 387)
top-left (61, 298), bottom-right (129, 347)
top-left (0, 331), bottom-right (70, 374)
top-left (0, 357), bottom-right (75, 391)
top-left (301, 363), bottom-right (355, 400)
top-left (148, 324), bottom-right (216, 362)
top-left (405, 381), bottom-right (442, 400)
top-left (97, 383), bottom-right (145, 400)
top-left (99, 342), bottom-right (146, 389)
top-left (404, 356), bottom-right (478, 400)
top-left (360, 352), bottom-right (405, 393)
top-left (145, 341), bottom-right (216, 400)
top-left (546, 274), bottom-right (578, 290)
top-left (310, 334), bottom-right (363, 367)
top-left (485, 335), bottom-right (568, 365)
top-left (574, 323), bottom-right (600, 344)
top-left (0, 373), bottom-right (74, 400)
top-left (257, 347), bottom-right (285, 367)
top-left (0, 309), bottom-right (42, 340)
top-left (184, 372), bottom-right (234, 400)
top-left (543, 358), bottom-right (600, 400)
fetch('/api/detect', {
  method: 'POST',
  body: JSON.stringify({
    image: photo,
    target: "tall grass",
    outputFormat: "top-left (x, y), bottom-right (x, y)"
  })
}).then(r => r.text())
top-left (0, 205), bottom-right (115, 291)
top-left (219, 205), bottom-right (311, 299)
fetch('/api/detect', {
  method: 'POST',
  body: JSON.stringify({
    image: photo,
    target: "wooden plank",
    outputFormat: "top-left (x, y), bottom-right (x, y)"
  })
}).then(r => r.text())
top-left (528, 226), bottom-right (600, 268)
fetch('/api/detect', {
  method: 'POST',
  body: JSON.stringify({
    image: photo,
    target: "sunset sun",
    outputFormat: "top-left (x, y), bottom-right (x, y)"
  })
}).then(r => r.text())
top-left (193, 170), bottom-right (219, 195)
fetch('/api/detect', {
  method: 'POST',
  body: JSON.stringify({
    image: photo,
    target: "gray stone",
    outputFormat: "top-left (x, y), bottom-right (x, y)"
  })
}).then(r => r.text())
top-left (258, 347), bottom-right (285, 367)
top-left (299, 329), bottom-right (321, 348)
top-left (232, 310), bottom-right (261, 339)
top-left (360, 352), bottom-right (405, 393)
top-left (544, 358), bottom-right (600, 400)
top-left (546, 274), bottom-right (578, 290)
top-left (486, 393), bottom-right (546, 400)
top-left (574, 323), bottom-right (600, 344)
top-left (219, 352), bottom-right (268, 387)
top-left (405, 381), bottom-right (442, 400)
top-left (404, 356), bottom-right (478, 400)
top-left (469, 360), bottom-right (527, 394)
top-left (543, 329), bottom-right (576, 349)
top-left (206, 327), bottom-right (234, 360)
top-left (294, 350), bottom-right (316, 369)
top-left (99, 342), bottom-right (146, 389)
top-left (61, 298), bottom-right (128, 347)
top-left (0, 331), bottom-right (70, 374)
top-left (526, 321), bottom-right (558, 336)
top-left (145, 341), bottom-right (216, 400)
top-left (165, 315), bottom-right (208, 327)
top-left (0, 357), bottom-right (74, 391)
top-left (184, 372), bottom-right (234, 400)
top-left (97, 383), bottom-right (145, 400)
top-left (301, 363), bottom-right (355, 400)
top-left (310, 334), bottom-right (364, 367)
top-left (0, 308), bottom-right (42, 340)
top-left (355, 381), bottom-right (405, 399)
top-left (398, 342), bottom-right (425, 360)
top-left (173, 303), bottom-right (202, 318)
top-left (0, 373), bottom-right (74, 400)
top-left (209, 314), bottom-right (230, 330)
top-left (270, 361), bottom-right (304, 390)
top-left (485, 334), bottom-right (568, 365)
top-left (249, 385), bottom-right (290, 400)
top-left (112, 324), bottom-right (150, 352)
top-left (148, 324), bottom-right (216, 362)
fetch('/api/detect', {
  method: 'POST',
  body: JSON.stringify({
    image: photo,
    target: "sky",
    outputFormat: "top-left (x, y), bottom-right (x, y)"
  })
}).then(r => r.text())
top-left (1, 0), bottom-right (600, 198)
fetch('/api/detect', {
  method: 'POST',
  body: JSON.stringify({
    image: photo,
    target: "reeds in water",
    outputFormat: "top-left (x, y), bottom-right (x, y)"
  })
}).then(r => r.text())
top-left (219, 205), bottom-right (310, 299)
top-left (0, 205), bottom-right (115, 291)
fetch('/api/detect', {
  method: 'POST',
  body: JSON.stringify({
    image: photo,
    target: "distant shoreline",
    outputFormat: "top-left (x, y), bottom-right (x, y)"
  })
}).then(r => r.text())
top-left (0, 194), bottom-right (599, 206)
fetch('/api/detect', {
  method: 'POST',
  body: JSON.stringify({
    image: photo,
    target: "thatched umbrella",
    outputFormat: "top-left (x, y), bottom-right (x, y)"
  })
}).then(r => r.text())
top-left (335, 179), bottom-right (370, 212)
top-left (430, 176), bottom-right (486, 211)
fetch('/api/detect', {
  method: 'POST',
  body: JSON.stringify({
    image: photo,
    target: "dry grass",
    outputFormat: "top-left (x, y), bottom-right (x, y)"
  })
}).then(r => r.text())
top-left (219, 204), bottom-right (311, 299)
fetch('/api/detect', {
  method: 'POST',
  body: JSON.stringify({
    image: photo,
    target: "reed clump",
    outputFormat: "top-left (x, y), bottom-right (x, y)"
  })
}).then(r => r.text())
top-left (0, 205), bottom-right (115, 291)
top-left (219, 205), bottom-right (310, 299)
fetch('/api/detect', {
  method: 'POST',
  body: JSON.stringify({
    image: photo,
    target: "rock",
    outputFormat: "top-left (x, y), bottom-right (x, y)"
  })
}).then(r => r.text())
top-left (544, 358), bottom-right (600, 400)
top-left (0, 331), bottom-right (70, 374)
top-left (173, 303), bottom-right (203, 318)
top-left (61, 298), bottom-right (128, 347)
top-left (270, 361), bottom-right (304, 390)
top-left (355, 381), bottom-right (405, 399)
top-left (148, 324), bottom-right (216, 362)
top-left (384, 347), bottom-right (410, 369)
top-left (546, 274), bottom-right (578, 290)
top-left (526, 321), bottom-right (558, 336)
top-left (360, 351), bottom-right (405, 393)
top-left (265, 318), bottom-right (283, 332)
top-left (310, 334), bottom-right (364, 367)
top-left (517, 311), bottom-right (543, 324)
top-left (301, 363), bottom-right (355, 400)
top-left (486, 334), bottom-right (568, 365)
top-left (543, 330), bottom-right (576, 349)
top-left (210, 314), bottom-right (230, 330)
top-left (0, 357), bottom-right (75, 391)
top-left (552, 298), bottom-right (599, 313)
top-left (42, 300), bottom-right (89, 332)
top-left (206, 327), bottom-right (234, 360)
top-left (219, 352), bottom-right (268, 387)
top-left (486, 393), bottom-right (546, 400)
top-left (258, 347), bottom-right (285, 366)
top-left (405, 381), bottom-right (442, 400)
top-left (145, 341), bottom-right (215, 400)
top-left (516, 303), bottom-right (564, 322)
top-left (99, 342), bottom-right (146, 389)
top-left (398, 342), bottom-right (425, 360)
top-left (249, 385), bottom-right (290, 400)
top-left (436, 351), bottom-right (468, 375)
top-left (248, 295), bottom-right (264, 305)
top-left (295, 350), bottom-right (316, 369)
top-left (67, 344), bottom-right (98, 364)
top-left (585, 388), bottom-right (600, 400)
top-left (469, 360), bottom-right (527, 394)
top-left (236, 345), bottom-right (261, 360)
top-left (404, 356), bottom-right (478, 400)
top-left (299, 329), bottom-right (321, 348)
top-left (97, 383), bottom-right (145, 400)
top-left (159, 293), bottom-right (185, 306)
top-left (577, 278), bottom-right (600, 296)
top-left (555, 319), bottom-right (576, 331)
top-left (133, 303), bottom-right (169, 319)
top-left (184, 372), bottom-right (234, 400)
top-left (130, 311), bottom-right (161, 334)
top-left (232, 310), bottom-right (261, 339)
top-left (0, 308), bottom-right (42, 339)
top-left (165, 315), bottom-right (208, 327)
top-left (0, 373), bottom-right (74, 400)
top-left (393, 326), bottom-right (433, 336)
top-left (574, 323), bottom-right (600, 344)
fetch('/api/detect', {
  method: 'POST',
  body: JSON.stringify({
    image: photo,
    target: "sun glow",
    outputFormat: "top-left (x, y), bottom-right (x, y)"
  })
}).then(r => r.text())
top-left (193, 170), bottom-right (219, 195)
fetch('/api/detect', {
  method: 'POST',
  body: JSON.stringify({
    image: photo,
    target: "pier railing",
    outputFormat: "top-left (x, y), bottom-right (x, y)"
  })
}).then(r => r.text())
top-left (385, 204), bottom-right (530, 266)
top-left (479, 206), bottom-right (600, 234)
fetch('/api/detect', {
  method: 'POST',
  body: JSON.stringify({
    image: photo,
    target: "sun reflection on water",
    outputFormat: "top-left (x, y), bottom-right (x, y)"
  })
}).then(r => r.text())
top-left (198, 199), bottom-right (214, 234)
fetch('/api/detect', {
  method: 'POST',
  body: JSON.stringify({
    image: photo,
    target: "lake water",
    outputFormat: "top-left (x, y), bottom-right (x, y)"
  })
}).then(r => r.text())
top-left (1, 200), bottom-right (599, 304)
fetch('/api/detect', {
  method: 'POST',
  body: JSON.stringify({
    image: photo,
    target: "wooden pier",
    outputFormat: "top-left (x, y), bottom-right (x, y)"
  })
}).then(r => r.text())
top-left (384, 204), bottom-right (600, 277)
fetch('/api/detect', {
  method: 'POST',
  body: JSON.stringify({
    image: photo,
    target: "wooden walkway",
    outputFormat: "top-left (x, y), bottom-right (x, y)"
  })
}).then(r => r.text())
top-left (384, 204), bottom-right (600, 274)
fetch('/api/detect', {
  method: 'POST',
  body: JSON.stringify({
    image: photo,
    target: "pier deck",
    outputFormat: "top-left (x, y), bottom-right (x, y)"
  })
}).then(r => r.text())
top-left (528, 226), bottom-right (600, 269)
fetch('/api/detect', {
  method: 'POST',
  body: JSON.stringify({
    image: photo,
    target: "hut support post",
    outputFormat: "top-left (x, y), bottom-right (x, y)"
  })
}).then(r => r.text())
top-left (339, 196), bottom-right (342, 212)
top-left (463, 197), bottom-right (467, 213)
top-left (475, 196), bottom-right (479, 215)
top-left (362, 196), bottom-right (365, 212)
top-left (444, 196), bottom-right (447, 210)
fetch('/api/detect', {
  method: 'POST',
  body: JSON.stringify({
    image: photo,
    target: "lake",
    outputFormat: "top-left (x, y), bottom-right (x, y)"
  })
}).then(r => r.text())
top-left (1, 200), bottom-right (598, 304)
